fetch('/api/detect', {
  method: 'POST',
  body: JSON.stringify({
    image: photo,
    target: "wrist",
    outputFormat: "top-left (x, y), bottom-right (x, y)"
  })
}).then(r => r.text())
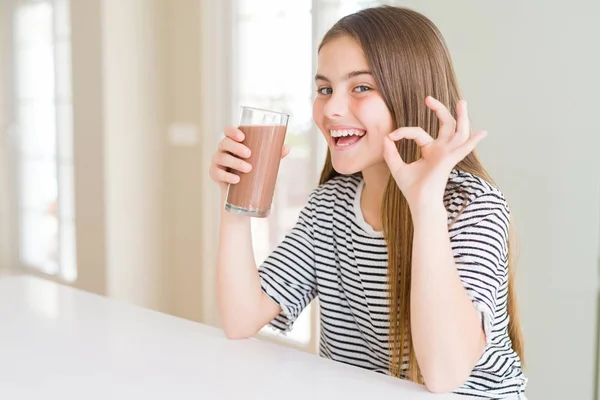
top-left (220, 205), bottom-right (253, 228)
top-left (409, 201), bottom-right (447, 225)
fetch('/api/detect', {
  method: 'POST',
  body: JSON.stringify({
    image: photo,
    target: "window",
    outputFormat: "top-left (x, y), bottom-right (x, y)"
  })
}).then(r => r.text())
top-left (232, 0), bottom-right (379, 350)
top-left (12, 0), bottom-right (76, 281)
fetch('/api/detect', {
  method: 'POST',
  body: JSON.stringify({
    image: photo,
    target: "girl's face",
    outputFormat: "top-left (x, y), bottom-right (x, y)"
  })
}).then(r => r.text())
top-left (313, 35), bottom-right (395, 175)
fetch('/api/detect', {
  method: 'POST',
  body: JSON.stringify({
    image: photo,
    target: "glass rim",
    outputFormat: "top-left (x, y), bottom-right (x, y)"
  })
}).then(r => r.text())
top-left (240, 105), bottom-right (289, 118)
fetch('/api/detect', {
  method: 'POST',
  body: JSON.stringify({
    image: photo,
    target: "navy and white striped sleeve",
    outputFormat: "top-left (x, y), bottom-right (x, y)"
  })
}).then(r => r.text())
top-left (449, 191), bottom-right (510, 344)
top-left (258, 194), bottom-right (317, 333)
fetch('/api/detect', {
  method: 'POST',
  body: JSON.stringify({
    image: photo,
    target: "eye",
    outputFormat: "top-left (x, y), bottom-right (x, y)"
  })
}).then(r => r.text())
top-left (353, 85), bottom-right (372, 93)
top-left (317, 87), bottom-right (333, 95)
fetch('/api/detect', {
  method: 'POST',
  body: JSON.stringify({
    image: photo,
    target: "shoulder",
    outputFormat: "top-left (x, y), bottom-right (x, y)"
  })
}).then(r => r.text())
top-left (445, 169), bottom-right (510, 227)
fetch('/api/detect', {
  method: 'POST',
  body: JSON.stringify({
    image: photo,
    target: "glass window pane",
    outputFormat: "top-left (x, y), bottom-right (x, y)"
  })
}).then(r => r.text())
top-left (287, 97), bottom-right (313, 134)
top-left (58, 162), bottom-right (74, 220)
top-left (236, 9), bottom-right (312, 100)
top-left (14, 1), bottom-right (53, 45)
top-left (19, 211), bottom-right (59, 275)
top-left (13, 1), bottom-right (77, 279)
top-left (236, 20), bottom-right (285, 98)
top-left (313, 1), bottom-right (379, 43)
top-left (238, 0), bottom-right (310, 18)
top-left (338, 0), bottom-right (379, 15)
top-left (17, 102), bottom-right (57, 158)
top-left (15, 46), bottom-right (56, 101)
top-left (18, 157), bottom-right (59, 276)
top-left (59, 220), bottom-right (77, 282)
top-left (251, 218), bottom-right (271, 266)
top-left (275, 156), bottom-right (312, 220)
top-left (18, 159), bottom-right (58, 213)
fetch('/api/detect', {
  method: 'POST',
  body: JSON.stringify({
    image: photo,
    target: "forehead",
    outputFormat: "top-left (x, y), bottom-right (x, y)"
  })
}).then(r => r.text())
top-left (317, 36), bottom-right (369, 72)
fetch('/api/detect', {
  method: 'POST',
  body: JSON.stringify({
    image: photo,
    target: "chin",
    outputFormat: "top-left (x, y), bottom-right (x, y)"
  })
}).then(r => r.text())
top-left (331, 159), bottom-right (363, 176)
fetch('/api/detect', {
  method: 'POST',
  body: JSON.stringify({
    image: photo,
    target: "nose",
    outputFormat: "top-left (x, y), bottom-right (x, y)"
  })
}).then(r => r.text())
top-left (323, 91), bottom-right (348, 119)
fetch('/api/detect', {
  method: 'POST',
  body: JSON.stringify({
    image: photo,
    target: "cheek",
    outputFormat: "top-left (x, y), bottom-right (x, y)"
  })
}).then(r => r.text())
top-left (353, 96), bottom-right (394, 134)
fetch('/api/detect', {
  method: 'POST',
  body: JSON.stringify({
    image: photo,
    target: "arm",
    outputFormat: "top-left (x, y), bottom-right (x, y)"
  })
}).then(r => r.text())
top-left (218, 187), bottom-right (318, 338)
top-left (382, 96), bottom-right (496, 392)
top-left (410, 200), bottom-right (491, 392)
top-left (211, 126), bottom-right (291, 339)
top-left (216, 189), bottom-right (281, 339)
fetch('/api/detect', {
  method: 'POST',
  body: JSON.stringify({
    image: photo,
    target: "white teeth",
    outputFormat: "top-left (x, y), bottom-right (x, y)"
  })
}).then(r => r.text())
top-left (330, 129), bottom-right (366, 138)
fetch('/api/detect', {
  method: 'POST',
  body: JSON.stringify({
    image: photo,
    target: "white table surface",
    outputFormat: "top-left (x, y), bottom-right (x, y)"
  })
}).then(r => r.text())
top-left (0, 275), bottom-right (468, 399)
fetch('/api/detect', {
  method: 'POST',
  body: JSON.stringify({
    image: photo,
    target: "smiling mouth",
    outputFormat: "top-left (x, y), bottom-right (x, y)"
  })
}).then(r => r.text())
top-left (330, 129), bottom-right (366, 149)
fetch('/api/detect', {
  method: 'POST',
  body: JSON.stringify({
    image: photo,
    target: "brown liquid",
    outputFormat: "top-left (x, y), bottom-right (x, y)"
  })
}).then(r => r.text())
top-left (225, 125), bottom-right (287, 217)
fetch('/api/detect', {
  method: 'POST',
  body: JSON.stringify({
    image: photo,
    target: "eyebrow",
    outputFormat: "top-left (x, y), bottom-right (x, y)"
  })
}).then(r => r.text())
top-left (314, 70), bottom-right (372, 82)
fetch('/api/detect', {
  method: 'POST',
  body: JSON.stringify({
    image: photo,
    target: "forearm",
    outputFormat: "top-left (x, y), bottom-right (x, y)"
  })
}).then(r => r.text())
top-left (216, 191), bottom-right (278, 338)
top-left (409, 204), bottom-right (485, 392)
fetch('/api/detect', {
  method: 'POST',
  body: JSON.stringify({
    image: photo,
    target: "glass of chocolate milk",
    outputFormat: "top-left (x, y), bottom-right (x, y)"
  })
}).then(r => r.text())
top-left (224, 106), bottom-right (289, 218)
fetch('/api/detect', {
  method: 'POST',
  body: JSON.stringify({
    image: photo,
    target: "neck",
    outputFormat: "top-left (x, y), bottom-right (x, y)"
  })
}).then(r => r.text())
top-left (360, 162), bottom-right (390, 230)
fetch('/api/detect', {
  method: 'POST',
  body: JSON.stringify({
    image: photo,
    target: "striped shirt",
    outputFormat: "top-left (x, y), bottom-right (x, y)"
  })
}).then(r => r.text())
top-left (258, 170), bottom-right (527, 399)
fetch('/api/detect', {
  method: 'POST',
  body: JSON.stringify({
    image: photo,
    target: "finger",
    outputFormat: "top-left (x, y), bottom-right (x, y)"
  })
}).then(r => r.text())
top-left (426, 96), bottom-right (456, 139)
top-left (281, 144), bottom-right (290, 159)
top-left (212, 167), bottom-right (240, 184)
top-left (382, 135), bottom-right (406, 173)
top-left (455, 100), bottom-right (470, 142)
top-left (224, 125), bottom-right (245, 142)
top-left (213, 152), bottom-right (252, 173)
top-left (388, 127), bottom-right (434, 148)
top-left (453, 130), bottom-right (488, 160)
top-left (219, 137), bottom-right (251, 158)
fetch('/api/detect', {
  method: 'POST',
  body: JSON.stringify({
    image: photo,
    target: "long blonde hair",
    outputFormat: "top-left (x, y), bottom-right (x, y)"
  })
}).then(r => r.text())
top-left (318, 6), bottom-right (524, 382)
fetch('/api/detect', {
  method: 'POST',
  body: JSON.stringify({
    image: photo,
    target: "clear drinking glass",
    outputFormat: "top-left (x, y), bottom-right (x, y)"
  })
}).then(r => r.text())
top-left (224, 106), bottom-right (289, 218)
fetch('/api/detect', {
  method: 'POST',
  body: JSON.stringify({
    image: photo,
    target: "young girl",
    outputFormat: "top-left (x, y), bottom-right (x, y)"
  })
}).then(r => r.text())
top-left (209, 6), bottom-right (527, 400)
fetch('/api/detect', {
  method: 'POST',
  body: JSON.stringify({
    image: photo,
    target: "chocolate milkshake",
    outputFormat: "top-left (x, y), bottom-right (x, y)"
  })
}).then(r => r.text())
top-left (225, 107), bottom-right (289, 218)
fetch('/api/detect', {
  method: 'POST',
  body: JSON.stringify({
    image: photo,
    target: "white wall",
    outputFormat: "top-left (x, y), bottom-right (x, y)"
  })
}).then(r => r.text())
top-left (71, 0), bottom-right (215, 319)
top-left (101, 0), bottom-right (168, 311)
top-left (69, 0), bottom-right (108, 295)
top-left (165, 0), bottom-right (220, 325)
top-left (390, 1), bottom-right (600, 399)
top-left (71, 0), bottom-right (218, 319)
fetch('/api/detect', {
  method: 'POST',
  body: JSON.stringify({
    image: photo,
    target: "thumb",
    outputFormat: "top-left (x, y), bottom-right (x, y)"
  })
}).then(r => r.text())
top-left (382, 136), bottom-right (406, 174)
top-left (281, 144), bottom-right (291, 159)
